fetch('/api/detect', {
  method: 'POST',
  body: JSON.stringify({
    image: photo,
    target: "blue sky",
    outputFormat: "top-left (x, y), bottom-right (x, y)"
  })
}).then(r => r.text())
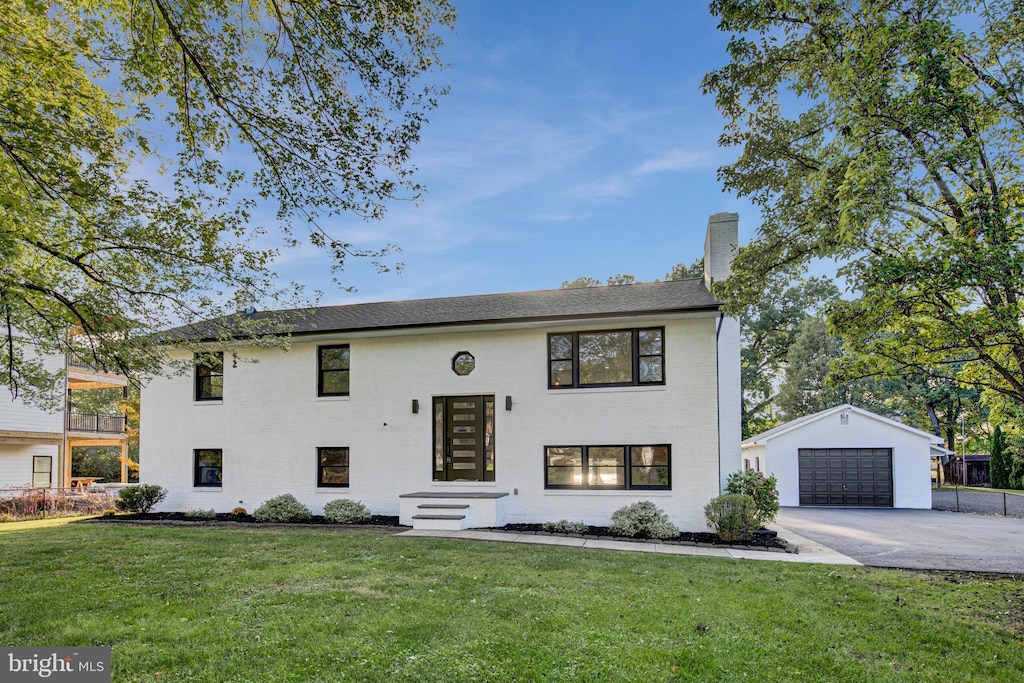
top-left (271, 1), bottom-right (759, 306)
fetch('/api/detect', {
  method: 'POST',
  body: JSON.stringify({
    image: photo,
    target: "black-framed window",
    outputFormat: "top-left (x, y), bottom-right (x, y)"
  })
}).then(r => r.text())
top-left (317, 447), bottom-right (350, 487)
top-left (194, 352), bottom-right (224, 401)
top-left (32, 456), bottom-right (52, 488)
top-left (318, 345), bottom-right (350, 396)
top-left (548, 328), bottom-right (664, 389)
top-left (194, 449), bottom-right (222, 487)
top-left (545, 445), bottom-right (670, 490)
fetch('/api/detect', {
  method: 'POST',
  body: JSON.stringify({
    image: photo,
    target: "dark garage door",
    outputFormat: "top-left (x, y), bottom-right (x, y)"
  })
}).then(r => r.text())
top-left (798, 448), bottom-right (893, 507)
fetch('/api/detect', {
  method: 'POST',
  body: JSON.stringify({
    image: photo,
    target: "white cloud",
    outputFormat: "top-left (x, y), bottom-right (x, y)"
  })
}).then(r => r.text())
top-left (566, 147), bottom-right (713, 202)
top-left (632, 148), bottom-right (706, 175)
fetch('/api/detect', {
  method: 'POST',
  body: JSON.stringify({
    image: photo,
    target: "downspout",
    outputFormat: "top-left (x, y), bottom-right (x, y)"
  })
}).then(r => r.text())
top-left (715, 310), bottom-right (724, 493)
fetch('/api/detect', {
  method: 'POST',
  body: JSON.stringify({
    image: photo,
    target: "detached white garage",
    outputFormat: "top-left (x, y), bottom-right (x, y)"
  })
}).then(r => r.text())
top-left (742, 404), bottom-right (948, 509)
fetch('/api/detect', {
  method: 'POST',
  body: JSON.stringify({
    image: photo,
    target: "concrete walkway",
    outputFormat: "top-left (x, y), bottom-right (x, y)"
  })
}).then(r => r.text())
top-left (397, 527), bottom-right (861, 566)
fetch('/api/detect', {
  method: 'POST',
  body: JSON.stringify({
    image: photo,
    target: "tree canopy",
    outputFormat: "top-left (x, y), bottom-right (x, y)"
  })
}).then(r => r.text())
top-left (561, 274), bottom-right (640, 289)
top-left (1, 0), bottom-right (455, 405)
top-left (740, 271), bottom-right (838, 435)
top-left (703, 1), bottom-right (1024, 413)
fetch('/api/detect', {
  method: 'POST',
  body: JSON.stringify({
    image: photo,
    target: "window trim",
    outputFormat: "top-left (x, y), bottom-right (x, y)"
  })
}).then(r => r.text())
top-left (317, 344), bottom-right (351, 397)
top-left (547, 327), bottom-right (665, 389)
top-left (317, 446), bottom-right (350, 488)
top-left (194, 352), bottom-right (224, 402)
top-left (194, 448), bottom-right (223, 488)
top-left (544, 444), bottom-right (671, 490)
top-left (32, 455), bottom-right (52, 488)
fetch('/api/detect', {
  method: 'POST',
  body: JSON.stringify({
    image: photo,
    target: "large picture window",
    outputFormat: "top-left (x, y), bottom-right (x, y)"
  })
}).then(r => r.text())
top-left (545, 445), bottom-right (670, 490)
top-left (318, 345), bottom-right (350, 397)
top-left (194, 449), bottom-right (223, 487)
top-left (548, 328), bottom-right (664, 389)
top-left (317, 447), bottom-right (350, 487)
top-left (194, 352), bottom-right (224, 401)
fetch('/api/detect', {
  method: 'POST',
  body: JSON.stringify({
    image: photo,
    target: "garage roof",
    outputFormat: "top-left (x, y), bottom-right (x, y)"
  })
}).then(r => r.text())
top-left (742, 404), bottom-right (947, 448)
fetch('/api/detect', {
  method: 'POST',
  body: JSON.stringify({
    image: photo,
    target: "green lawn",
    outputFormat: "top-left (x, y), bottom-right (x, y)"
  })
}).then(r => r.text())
top-left (1, 522), bottom-right (1021, 682)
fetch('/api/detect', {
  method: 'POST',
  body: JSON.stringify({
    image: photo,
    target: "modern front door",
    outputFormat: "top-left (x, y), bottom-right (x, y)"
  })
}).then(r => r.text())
top-left (433, 395), bottom-right (495, 482)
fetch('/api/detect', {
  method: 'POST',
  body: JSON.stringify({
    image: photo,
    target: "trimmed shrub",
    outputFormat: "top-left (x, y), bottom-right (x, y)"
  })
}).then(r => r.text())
top-left (230, 507), bottom-right (248, 516)
top-left (542, 519), bottom-right (589, 535)
top-left (609, 501), bottom-right (679, 539)
top-left (115, 484), bottom-right (167, 514)
top-left (184, 508), bottom-right (216, 520)
top-left (323, 499), bottom-right (372, 524)
top-left (252, 494), bottom-right (312, 523)
top-left (725, 469), bottom-right (780, 525)
top-left (704, 494), bottom-right (758, 542)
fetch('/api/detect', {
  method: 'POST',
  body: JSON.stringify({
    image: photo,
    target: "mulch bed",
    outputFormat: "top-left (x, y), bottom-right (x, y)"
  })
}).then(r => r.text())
top-left (494, 523), bottom-right (790, 551)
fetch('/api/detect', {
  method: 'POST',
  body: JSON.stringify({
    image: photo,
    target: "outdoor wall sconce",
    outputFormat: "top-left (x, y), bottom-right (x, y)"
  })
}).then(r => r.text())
top-left (505, 395), bottom-right (513, 411)
top-left (412, 399), bottom-right (420, 414)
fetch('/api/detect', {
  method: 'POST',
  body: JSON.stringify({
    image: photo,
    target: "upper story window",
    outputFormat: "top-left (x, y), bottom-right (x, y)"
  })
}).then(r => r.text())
top-left (548, 328), bottom-right (664, 389)
top-left (318, 344), bottom-right (350, 397)
top-left (194, 352), bottom-right (224, 401)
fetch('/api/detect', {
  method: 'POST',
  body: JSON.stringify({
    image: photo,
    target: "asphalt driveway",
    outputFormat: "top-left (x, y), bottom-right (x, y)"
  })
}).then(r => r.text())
top-left (774, 507), bottom-right (1024, 573)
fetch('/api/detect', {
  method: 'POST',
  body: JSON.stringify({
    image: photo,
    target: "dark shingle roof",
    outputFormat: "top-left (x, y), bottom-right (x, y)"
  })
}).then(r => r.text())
top-left (165, 278), bottom-right (719, 341)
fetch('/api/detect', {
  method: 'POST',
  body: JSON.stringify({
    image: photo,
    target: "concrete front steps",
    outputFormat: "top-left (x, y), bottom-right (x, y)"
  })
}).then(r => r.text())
top-left (399, 491), bottom-right (510, 531)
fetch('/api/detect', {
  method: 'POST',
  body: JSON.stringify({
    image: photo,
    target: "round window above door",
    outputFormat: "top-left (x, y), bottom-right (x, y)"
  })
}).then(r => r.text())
top-left (452, 351), bottom-right (475, 376)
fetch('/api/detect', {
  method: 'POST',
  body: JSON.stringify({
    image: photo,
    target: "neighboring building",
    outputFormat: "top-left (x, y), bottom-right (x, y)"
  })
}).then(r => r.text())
top-left (941, 454), bottom-right (990, 487)
top-left (140, 214), bottom-right (742, 530)
top-left (0, 346), bottom-right (129, 491)
top-left (742, 404), bottom-right (949, 509)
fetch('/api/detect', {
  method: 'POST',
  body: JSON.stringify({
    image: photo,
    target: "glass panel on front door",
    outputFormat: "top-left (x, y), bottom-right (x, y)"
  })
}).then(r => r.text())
top-left (433, 395), bottom-right (495, 482)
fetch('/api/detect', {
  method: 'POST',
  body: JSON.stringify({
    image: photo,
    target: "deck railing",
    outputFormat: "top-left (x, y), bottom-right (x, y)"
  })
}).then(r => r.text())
top-left (67, 412), bottom-right (127, 434)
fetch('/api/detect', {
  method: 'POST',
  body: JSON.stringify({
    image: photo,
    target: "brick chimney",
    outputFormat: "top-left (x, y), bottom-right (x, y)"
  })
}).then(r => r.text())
top-left (703, 212), bottom-right (741, 492)
top-left (703, 212), bottom-right (739, 292)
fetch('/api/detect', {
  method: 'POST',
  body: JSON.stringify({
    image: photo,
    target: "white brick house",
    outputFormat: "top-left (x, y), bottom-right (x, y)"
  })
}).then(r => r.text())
top-left (140, 214), bottom-right (741, 530)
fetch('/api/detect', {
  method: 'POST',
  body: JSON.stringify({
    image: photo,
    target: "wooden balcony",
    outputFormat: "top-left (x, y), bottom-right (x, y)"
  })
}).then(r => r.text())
top-left (67, 412), bottom-right (127, 435)
top-left (67, 352), bottom-right (128, 390)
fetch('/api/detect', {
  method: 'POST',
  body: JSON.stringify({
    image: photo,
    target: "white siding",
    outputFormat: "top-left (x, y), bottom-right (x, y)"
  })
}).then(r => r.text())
top-left (0, 348), bottom-right (64, 434)
top-left (762, 410), bottom-right (933, 509)
top-left (141, 314), bottom-right (727, 529)
top-left (0, 444), bottom-right (57, 490)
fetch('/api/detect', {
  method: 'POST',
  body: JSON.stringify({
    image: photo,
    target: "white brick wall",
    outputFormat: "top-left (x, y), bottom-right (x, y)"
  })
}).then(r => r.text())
top-left (141, 312), bottom-right (731, 530)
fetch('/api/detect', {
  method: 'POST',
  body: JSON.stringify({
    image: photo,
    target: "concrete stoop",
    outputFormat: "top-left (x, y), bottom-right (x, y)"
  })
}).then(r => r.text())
top-left (399, 491), bottom-right (510, 531)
